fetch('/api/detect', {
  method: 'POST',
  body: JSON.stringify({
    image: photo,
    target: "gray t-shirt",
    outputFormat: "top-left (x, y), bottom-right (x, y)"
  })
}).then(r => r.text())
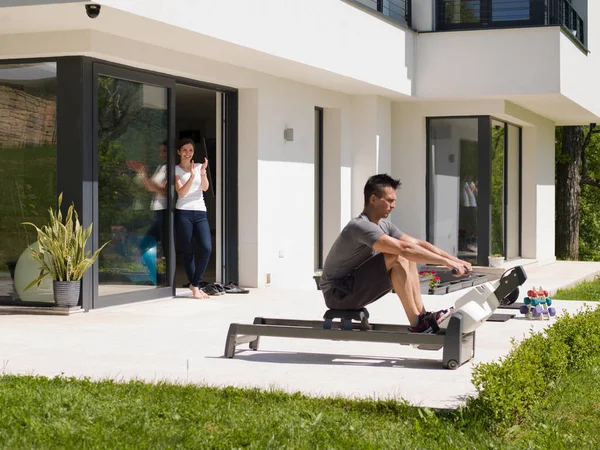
top-left (320, 213), bottom-right (403, 292)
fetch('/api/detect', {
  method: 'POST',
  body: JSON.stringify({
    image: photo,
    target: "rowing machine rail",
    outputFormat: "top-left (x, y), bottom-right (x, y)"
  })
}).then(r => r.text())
top-left (224, 311), bottom-right (475, 370)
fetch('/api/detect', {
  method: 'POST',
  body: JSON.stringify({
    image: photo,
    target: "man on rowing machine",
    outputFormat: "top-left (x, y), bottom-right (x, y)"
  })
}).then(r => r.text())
top-left (319, 174), bottom-right (472, 333)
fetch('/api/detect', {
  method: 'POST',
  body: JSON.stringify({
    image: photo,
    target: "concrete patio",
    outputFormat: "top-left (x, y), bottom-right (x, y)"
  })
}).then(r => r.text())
top-left (1, 261), bottom-right (599, 409)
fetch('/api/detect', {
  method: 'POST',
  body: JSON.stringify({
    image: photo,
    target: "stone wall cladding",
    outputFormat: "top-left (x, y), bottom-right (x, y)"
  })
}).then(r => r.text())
top-left (0, 85), bottom-right (57, 148)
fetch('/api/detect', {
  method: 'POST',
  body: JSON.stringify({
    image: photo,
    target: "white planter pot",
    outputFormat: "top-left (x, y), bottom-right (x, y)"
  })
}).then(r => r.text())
top-left (488, 256), bottom-right (505, 268)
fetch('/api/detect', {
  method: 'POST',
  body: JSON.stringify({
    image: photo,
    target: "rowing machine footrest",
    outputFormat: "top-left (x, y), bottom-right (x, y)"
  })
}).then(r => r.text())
top-left (323, 308), bottom-right (371, 331)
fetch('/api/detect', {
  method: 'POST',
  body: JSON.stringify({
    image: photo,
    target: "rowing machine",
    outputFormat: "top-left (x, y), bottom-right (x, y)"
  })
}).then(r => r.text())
top-left (224, 266), bottom-right (527, 370)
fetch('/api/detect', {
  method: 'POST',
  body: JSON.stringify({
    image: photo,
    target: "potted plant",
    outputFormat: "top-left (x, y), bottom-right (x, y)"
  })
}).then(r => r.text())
top-left (21, 193), bottom-right (109, 308)
top-left (419, 270), bottom-right (442, 294)
top-left (418, 270), bottom-right (433, 294)
top-left (488, 253), bottom-right (505, 268)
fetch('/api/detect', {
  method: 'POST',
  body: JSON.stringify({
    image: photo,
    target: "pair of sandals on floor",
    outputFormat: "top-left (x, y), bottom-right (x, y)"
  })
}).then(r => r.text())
top-left (185, 281), bottom-right (249, 296)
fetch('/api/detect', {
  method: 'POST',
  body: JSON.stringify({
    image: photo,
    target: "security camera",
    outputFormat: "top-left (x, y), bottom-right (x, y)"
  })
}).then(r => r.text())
top-left (85, 4), bottom-right (101, 19)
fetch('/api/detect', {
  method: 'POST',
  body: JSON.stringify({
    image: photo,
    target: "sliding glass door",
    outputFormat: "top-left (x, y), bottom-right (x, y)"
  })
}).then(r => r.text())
top-left (428, 117), bottom-right (479, 263)
top-left (428, 116), bottom-right (521, 266)
top-left (93, 64), bottom-right (175, 307)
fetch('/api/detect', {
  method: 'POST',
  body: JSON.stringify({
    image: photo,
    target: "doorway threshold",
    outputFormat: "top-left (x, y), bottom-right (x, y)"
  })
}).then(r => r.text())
top-left (0, 305), bottom-right (83, 316)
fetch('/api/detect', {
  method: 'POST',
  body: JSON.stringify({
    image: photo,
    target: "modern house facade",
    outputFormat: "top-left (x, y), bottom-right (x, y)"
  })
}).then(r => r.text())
top-left (0, 0), bottom-right (598, 310)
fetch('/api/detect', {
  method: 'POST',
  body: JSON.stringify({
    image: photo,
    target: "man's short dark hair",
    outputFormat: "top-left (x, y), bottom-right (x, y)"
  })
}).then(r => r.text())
top-left (363, 174), bottom-right (401, 205)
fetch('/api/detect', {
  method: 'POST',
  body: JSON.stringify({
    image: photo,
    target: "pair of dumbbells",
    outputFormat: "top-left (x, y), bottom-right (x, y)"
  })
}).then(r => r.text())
top-left (520, 290), bottom-right (556, 318)
top-left (520, 304), bottom-right (556, 318)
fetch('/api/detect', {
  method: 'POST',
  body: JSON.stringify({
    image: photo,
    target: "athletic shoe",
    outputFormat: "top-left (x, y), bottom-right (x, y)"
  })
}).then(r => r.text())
top-left (408, 308), bottom-right (453, 334)
top-left (408, 312), bottom-right (435, 334)
top-left (202, 284), bottom-right (222, 296)
top-left (223, 282), bottom-right (250, 294)
top-left (435, 307), bottom-right (454, 326)
top-left (212, 283), bottom-right (226, 295)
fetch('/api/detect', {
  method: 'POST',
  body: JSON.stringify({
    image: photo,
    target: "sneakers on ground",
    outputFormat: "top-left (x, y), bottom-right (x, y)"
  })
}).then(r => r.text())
top-left (212, 283), bottom-right (226, 295)
top-left (202, 284), bottom-right (223, 296)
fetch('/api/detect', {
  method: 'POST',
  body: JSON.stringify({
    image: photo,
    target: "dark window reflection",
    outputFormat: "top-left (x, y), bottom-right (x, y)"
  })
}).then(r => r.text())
top-left (97, 76), bottom-right (168, 295)
top-left (0, 63), bottom-right (57, 304)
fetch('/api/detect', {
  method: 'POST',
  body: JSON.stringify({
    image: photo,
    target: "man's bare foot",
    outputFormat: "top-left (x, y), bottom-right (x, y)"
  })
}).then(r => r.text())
top-left (190, 286), bottom-right (209, 299)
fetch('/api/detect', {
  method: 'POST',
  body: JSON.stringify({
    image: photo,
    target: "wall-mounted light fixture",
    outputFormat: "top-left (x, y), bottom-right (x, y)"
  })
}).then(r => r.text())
top-left (284, 128), bottom-right (294, 142)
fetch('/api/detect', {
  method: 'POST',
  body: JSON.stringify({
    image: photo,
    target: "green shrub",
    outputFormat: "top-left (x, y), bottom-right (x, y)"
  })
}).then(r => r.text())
top-left (464, 304), bottom-right (600, 433)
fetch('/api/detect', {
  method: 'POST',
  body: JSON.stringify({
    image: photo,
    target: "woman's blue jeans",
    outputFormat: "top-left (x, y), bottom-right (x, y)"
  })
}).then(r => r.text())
top-left (175, 209), bottom-right (212, 287)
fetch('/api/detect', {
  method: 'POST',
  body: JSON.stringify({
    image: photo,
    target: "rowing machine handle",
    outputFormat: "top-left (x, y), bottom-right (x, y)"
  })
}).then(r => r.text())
top-left (452, 267), bottom-right (471, 275)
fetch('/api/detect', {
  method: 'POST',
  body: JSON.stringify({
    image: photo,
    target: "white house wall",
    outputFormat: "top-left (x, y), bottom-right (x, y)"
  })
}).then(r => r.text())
top-left (92, 0), bottom-right (415, 96)
top-left (417, 27), bottom-right (561, 99)
top-left (0, 0), bottom-right (416, 97)
top-left (416, 25), bottom-right (600, 124)
top-left (411, 0), bottom-right (435, 32)
top-left (252, 83), bottom-right (353, 289)
top-left (350, 96), bottom-right (393, 216)
top-left (560, 0), bottom-right (600, 124)
top-left (521, 121), bottom-right (556, 265)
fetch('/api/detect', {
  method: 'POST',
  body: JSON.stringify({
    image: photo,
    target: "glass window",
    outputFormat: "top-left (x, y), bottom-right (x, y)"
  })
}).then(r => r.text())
top-left (444, 0), bottom-right (481, 24)
top-left (492, 0), bottom-right (529, 22)
top-left (429, 118), bottom-right (479, 264)
top-left (352, 0), bottom-right (409, 26)
top-left (0, 63), bottom-right (57, 304)
top-left (97, 76), bottom-right (168, 296)
top-left (429, 117), bottom-right (520, 265)
top-left (506, 124), bottom-right (520, 258)
top-left (491, 120), bottom-right (505, 256)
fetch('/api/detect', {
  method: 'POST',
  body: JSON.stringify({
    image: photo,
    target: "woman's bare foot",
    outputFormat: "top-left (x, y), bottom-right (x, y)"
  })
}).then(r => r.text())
top-left (190, 286), bottom-right (209, 299)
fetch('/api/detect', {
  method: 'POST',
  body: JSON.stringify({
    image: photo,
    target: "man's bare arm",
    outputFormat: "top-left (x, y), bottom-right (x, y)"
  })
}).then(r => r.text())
top-left (414, 237), bottom-right (472, 272)
top-left (372, 234), bottom-right (470, 274)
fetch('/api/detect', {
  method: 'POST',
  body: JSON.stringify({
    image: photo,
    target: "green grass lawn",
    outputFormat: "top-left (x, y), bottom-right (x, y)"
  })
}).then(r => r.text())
top-left (0, 376), bottom-right (485, 450)
top-left (507, 362), bottom-right (600, 449)
top-left (554, 276), bottom-right (600, 300)
top-left (0, 370), bottom-right (599, 450)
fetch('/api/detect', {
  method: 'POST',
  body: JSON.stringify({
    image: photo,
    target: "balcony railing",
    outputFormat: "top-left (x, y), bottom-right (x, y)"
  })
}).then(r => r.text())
top-left (350, 0), bottom-right (412, 28)
top-left (436, 0), bottom-right (585, 46)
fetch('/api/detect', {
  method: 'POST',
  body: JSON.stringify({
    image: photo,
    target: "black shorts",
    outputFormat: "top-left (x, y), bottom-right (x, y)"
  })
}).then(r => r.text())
top-left (322, 253), bottom-right (392, 310)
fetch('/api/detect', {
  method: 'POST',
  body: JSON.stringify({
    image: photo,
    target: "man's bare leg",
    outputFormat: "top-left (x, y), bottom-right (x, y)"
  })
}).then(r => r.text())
top-left (383, 253), bottom-right (425, 325)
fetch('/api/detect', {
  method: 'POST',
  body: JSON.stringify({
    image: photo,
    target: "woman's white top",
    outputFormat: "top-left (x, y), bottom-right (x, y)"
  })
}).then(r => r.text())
top-left (150, 164), bottom-right (167, 211)
top-left (462, 182), bottom-right (477, 208)
top-left (175, 164), bottom-right (207, 211)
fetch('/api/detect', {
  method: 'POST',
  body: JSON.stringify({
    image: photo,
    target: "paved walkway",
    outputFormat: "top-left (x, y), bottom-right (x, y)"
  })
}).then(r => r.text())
top-left (1, 261), bottom-right (599, 409)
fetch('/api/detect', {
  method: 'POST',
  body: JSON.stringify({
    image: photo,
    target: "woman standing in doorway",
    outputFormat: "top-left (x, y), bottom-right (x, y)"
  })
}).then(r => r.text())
top-left (175, 138), bottom-right (212, 299)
